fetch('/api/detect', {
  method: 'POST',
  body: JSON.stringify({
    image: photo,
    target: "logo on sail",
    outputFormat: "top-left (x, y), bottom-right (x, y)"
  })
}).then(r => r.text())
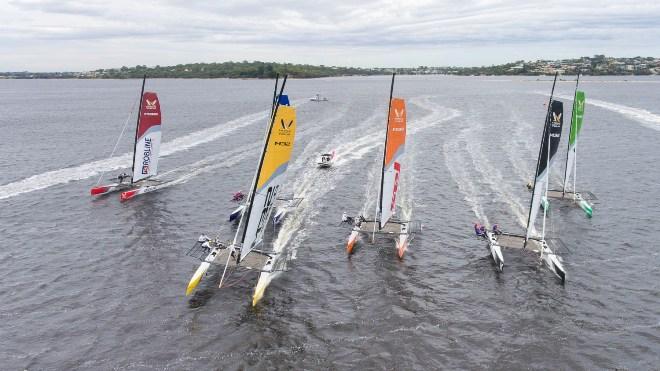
top-left (393, 108), bottom-right (405, 123)
top-left (141, 138), bottom-right (153, 174)
top-left (552, 112), bottom-right (562, 123)
top-left (143, 99), bottom-right (159, 116)
top-left (280, 119), bottom-right (294, 129)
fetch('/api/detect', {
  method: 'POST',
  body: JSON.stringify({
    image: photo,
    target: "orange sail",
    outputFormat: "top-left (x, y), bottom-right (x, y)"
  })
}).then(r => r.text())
top-left (379, 98), bottom-right (406, 228)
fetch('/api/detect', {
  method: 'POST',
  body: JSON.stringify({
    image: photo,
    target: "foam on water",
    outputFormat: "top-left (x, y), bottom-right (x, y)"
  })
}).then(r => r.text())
top-left (262, 96), bottom-right (459, 296)
top-left (0, 110), bottom-right (268, 200)
top-left (146, 100), bottom-right (346, 195)
top-left (3, 78), bottom-right (659, 370)
top-left (272, 106), bottom-right (384, 254)
top-left (0, 100), bottom-right (312, 201)
top-left (549, 92), bottom-right (660, 132)
top-left (444, 126), bottom-right (490, 226)
top-left (443, 100), bottom-right (532, 228)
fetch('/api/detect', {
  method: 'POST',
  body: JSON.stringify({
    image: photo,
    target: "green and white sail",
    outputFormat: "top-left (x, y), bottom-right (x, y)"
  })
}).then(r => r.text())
top-left (562, 90), bottom-right (586, 193)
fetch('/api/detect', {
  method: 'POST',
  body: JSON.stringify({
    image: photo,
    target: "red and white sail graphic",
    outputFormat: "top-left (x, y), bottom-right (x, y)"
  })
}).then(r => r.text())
top-left (132, 92), bottom-right (162, 182)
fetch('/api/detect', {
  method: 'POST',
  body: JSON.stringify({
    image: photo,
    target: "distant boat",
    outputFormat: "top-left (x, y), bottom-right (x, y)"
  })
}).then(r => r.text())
top-left (317, 150), bottom-right (335, 168)
top-left (310, 93), bottom-right (328, 102)
top-left (90, 75), bottom-right (166, 200)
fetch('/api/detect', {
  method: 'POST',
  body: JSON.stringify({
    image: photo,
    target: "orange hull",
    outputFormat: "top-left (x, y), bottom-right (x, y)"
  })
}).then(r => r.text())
top-left (346, 231), bottom-right (359, 255)
top-left (396, 237), bottom-right (408, 259)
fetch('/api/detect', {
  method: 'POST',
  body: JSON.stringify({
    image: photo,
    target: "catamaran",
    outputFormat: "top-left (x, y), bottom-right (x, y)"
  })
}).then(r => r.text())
top-left (185, 75), bottom-right (299, 305)
top-left (90, 75), bottom-right (164, 199)
top-left (478, 73), bottom-right (567, 283)
top-left (342, 74), bottom-right (421, 259)
top-left (546, 74), bottom-right (595, 217)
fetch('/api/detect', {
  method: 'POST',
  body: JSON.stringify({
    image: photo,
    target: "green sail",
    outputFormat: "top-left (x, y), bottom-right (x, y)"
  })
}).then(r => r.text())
top-left (569, 91), bottom-right (585, 147)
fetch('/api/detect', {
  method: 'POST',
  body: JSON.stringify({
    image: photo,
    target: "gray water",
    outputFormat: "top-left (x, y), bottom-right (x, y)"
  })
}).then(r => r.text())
top-left (1, 76), bottom-right (659, 370)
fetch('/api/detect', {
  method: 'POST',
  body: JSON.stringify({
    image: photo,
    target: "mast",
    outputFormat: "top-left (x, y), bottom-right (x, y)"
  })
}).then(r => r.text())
top-left (271, 74), bottom-right (280, 117)
top-left (130, 74), bottom-right (147, 185)
top-left (541, 107), bottom-right (552, 238)
top-left (539, 109), bottom-right (553, 261)
top-left (525, 72), bottom-right (557, 242)
top-left (562, 73), bottom-right (580, 196)
top-left (236, 75), bottom-right (288, 262)
top-left (372, 73), bottom-right (396, 242)
top-left (234, 74), bottom-right (281, 248)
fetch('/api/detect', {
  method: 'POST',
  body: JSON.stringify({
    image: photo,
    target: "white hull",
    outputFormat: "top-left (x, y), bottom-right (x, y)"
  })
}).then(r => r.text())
top-left (272, 207), bottom-right (287, 225)
top-left (485, 231), bottom-right (504, 272)
top-left (119, 179), bottom-right (168, 201)
top-left (229, 205), bottom-right (245, 222)
top-left (317, 152), bottom-right (335, 168)
top-left (540, 240), bottom-right (566, 283)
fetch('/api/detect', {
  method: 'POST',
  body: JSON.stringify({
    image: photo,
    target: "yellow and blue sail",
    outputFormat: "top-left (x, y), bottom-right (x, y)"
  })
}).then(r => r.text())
top-left (239, 105), bottom-right (297, 261)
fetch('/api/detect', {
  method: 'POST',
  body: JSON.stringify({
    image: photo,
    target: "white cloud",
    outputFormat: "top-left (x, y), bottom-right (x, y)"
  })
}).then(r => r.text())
top-left (1, 0), bottom-right (659, 70)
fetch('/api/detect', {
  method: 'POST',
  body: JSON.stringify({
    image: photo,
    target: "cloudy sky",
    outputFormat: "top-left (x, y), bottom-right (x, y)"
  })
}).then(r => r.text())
top-left (2, 0), bottom-right (659, 71)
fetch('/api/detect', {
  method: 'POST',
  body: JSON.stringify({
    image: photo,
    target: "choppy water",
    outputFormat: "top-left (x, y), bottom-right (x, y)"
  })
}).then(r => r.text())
top-left (1, 76), bottom-right (659, 370)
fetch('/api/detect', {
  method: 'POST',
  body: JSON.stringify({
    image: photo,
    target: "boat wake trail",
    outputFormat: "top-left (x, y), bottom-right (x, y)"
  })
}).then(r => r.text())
top-left (145, 101), bottom-right (350, 195)
top-left (552, 92), bottom-right (660, 132)
top-left (357, 96), bottom-right (461, 219)
top-left (273, 108), bottom-right (384, 258)
top-left (264, 97), bottom-right (459, 293)
top-left (0, 110), bottom-right (271, 200)
top-left (444, 124), bottom-right (490, 226)
top-left (154, 143), bottom-right (261, 189)
top-left (507, 109), bottom-right (536, 182)
top-left (444, 109), bottom-right (527, 228)
top-left (407, 96), bottom-right (461, 135)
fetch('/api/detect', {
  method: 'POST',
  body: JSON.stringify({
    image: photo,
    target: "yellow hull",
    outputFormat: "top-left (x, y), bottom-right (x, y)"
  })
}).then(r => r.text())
top-left (186, 262), bottom-right (210, 296)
